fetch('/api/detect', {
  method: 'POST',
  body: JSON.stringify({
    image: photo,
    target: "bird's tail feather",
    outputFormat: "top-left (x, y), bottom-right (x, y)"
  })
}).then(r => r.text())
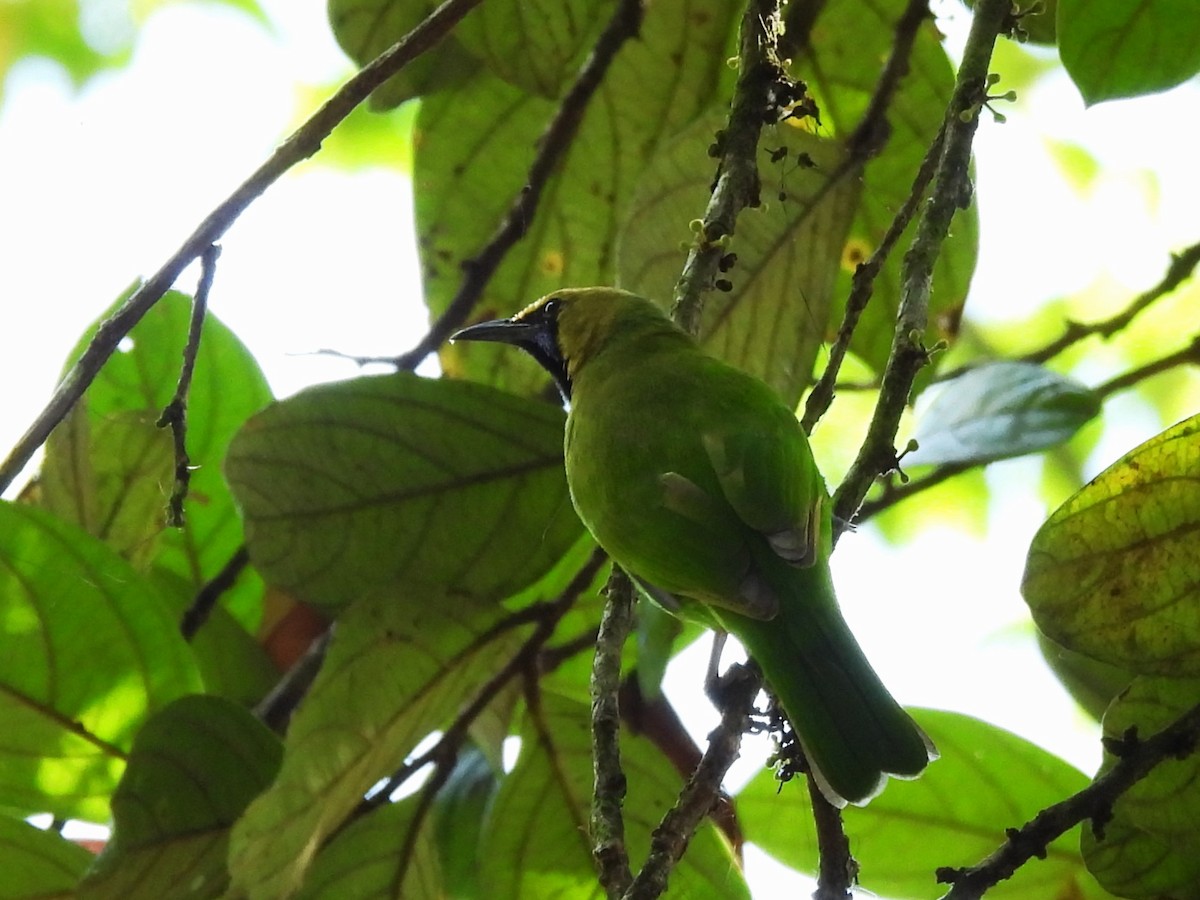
top-left (718, 558), bottom-right (935, 807)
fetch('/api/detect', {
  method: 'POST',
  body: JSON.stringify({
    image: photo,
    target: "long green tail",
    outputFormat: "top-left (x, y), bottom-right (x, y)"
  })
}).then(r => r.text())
top-left (715, 555), bottom-right (934, 806)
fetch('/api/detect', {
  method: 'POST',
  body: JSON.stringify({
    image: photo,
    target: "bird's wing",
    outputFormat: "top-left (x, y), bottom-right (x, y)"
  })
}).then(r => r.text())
top-left (701, 414), bottom-right (825, 569)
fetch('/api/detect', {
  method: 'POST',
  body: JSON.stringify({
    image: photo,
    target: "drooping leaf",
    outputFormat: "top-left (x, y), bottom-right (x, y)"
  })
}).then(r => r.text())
top-left (906, 361), bottom-right (1100, 467)
top-left (619, 117), bottom-right (860, 408)
top-left (327, 0), bottom-right (479, 109)
top-left (741, 709), bottom-right (1108, 899)
top-left (1058, 0), bottom-right (1200, 105)
top-left (77, 696), bottom-right (281, 900)
top-left (1022, 414), bottom-right (1200, 676)
top-left (227, 590), bottom-right (529, 899)
top-left (0, 816), bottom-right (95, 899)
top-left (427, 0), bottom-right (739, 396)
top-left (795, 0), bottom-right (975, 374)
top-left (0, 502), bottom-right (202, 821)
top-left (297, 796), bottom-right (443, 899)
top-left (1082, 677), bottom-right (1200, 898)
top-left (225, 373), bottom-right (583, 613)
top-left (479, 691), bottom-right (749, 899)
top-left (455, 0), bottom-right (614, 97)
top-left (41, 288), bottom-right (272, 628)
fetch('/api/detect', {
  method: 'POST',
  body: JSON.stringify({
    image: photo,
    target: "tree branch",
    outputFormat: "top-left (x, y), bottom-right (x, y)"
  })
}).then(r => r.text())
top-left (0, 0), bottom-right (484, 496)
top-left (592, 568), bottom-right (637, 898)
top-left (391, 0), bottom-right (646, 371)
top-left (938, 700), bottom-right (1200, 899)
top-left (832, 0), bottom-right (1013, 530)
top-left (808, 774), bottom-right (855, 899)
top-left (180, 544), bottom-right (250, 640)
top-left (156, 243), bottom-right (219, 527)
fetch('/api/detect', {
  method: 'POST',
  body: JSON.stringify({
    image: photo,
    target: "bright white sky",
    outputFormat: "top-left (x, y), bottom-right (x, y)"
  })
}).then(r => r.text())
top-left (2, 1), bottom-right (1198, 895)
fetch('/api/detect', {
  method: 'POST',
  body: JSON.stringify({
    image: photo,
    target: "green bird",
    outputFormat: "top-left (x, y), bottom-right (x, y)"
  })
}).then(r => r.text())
top-left (452, 287), bottom-right (934, 805)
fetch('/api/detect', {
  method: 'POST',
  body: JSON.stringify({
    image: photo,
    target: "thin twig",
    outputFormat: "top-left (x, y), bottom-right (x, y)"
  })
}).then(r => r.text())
top-left (391, 0), bottom-right (646, 371)
top-left (1093, 333), bottom-right (1200, 399)
top-left (672, 0), bottom-right (791, 335)
top-left (0, 0), bottom-right (484, 497)
top-left (832, 0), bottom-right (1012, 530)
top-left (623, 664), bottom-right (762, 900)
top-left (938, 700), bottom-right (1200, 899)
top-left (156, 243), bottom-right (219, 527)
top-left (180, 544), bottom-right (251, 640)
top-left (808, 774), bottom-right (855, 899)
top-left (254, 628), bottom-right (333, 733)
top-left (592, 568), bottom-right (637, 898)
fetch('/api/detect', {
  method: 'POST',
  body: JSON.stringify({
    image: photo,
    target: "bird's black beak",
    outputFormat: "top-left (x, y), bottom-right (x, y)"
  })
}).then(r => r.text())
top-left (450, 318), bottom-right (537, 345)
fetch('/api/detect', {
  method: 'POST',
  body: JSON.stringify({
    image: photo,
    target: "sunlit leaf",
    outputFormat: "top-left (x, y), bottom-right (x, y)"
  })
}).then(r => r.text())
top-left (741, 710), bottom-right (1109, 899)
top-left (0, 816), bottom-right (95, 898)
top-left (1038, 632), bottom-right (1133, 722)
top-left (455, 0), bottom-right (614, 97)
top-left (327, 0), bottom-right (478, 108)
top-left (298, 796), bottom-right (443, 898)
top-left (77, 696), bottom-right (281, 900)
top-left (479, 691), bottom-right (749, 899)
top-left (906, 361), bottom-right (1100, 467)
top-left (1059, 0), bottom-right (1200, 104)
top-left (225, 373), bottom-right (582, 613)
top-left (0, 503), bottom-right (202, 821)
top-left (227, 590), bottom-right (529, 899)
top-left (1082, 677), bottom-right (1200, 898)
top-left (619, 118), bottom-right (859, 408)
top-left (427, 0), bottom-right (739, 396)
top-left (1022, 414), bottom-right (1200, 675)
top-left (42, 288), bottom-right (272, 629)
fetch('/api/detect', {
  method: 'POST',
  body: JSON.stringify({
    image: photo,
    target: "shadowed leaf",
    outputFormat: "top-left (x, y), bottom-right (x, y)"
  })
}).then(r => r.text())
top-left (1082, 677), bottom-right (1200, 898)
top-left (0, 817), bottom-right (95, 899)
top-left (225, 373), bottom-right (583, 613)
top-left (1022, 414), bottom-right (1200, 675)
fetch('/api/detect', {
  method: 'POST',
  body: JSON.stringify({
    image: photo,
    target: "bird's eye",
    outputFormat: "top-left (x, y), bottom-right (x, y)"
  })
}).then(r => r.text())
top-left (542, 297), bottom-right (563, 317)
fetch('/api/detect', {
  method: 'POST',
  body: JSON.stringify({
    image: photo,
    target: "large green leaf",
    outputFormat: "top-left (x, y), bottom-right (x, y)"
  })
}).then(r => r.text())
top-left (479, 691), bottom-right (749, 899)
top-left (227, 590), bottom-right (529, 899)
top-left (619, 116), bottom-right (860, 408)
top-left (741, 710), bottom-right (1109, 899)
top-left (795, 0), bottom-right (975, 374)
top-left (906, 361), bottom-right (1100, 467)
top-left (41, 289), bottom-right (272, 627)
top-left (0, 816), bottom-right (95, 899)
top-left (1022, 414), bottom-right (1200, 676)
top-left (455, 0), bottom-right (614, 98)
top-left (327, 0), bottom-right (479, 109)
top-left (77, 695), bottom-right (281, 900)
top-left (297, 796), bottom-right (443, 898)
top-left (225, 373), bottom-right (583, 612)
top-left (0, 503), bottom-right (202, 821)
top-left (427, 0), bottom-right (739, 396)
top-left (1082, 677), bottom-right (1200, 898)
top-left (1059, 0), bottom-right (1200, 104)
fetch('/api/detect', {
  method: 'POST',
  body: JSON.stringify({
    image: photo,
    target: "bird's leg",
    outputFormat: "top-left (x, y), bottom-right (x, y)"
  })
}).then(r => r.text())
top-left (704, 630), bottom-right (729, 704)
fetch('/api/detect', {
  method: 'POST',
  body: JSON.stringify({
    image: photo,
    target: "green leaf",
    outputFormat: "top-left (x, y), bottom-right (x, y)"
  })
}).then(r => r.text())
top-left (479, 691), bottom-right (749, 899)
top-left (227, 590), bottom-right (529, 899)
top-left (297, 796), bottom-right (443, 898)
top-left (619, 119), bottom-right (860, 408)
top-left (77, 696), bottom-right (281, 900)
top-left (1082, 678), bottom-right (1200, 898)
top-left (1059, 0), bottom-right (1200, 104)
top-left (1022, 414), bottom-right (1200, 676)
top-left (741, 709), bottom-right (1108, 899)
top-left (1038, 632), bottom-right (1134, 722)
top-left (427, 0), bottom-right (739, 396)
top-left (796, 0), bottom-right (975, 374)
top-left (455, 0), bottom-right (614, 97)
top-left (225, 373), bottom-right (582, 613)
top-left (327, 0), bottom-right (478, 108)
top-left (41, 289), bottom-right (272, 627)
top-left (0, 816), bottom-right (95, 899)
top-left (0, 502), bottom-right (203, 821)
top-left (906, 361), bottom-right (1100, 467)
